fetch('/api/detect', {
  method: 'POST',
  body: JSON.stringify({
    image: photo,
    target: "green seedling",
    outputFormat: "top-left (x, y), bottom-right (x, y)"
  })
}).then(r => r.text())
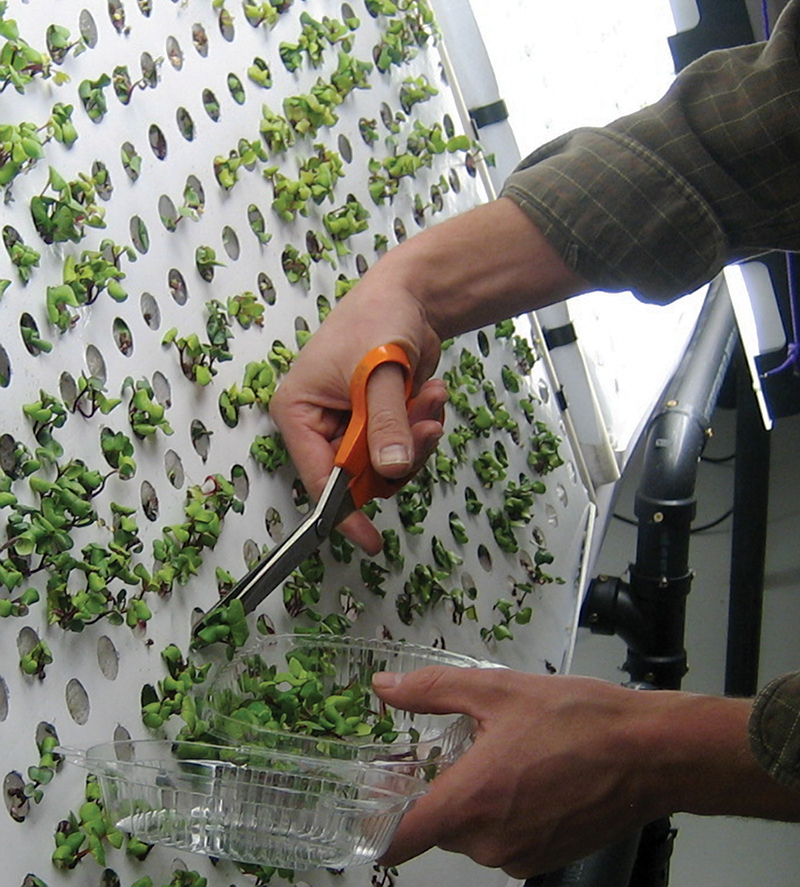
top-left (259, 104), bottom-right (295, 153)
top-left (4, 229), bottom-right (40, 282)
top-left (227, 290), bottom-right (265, 328)
top-left (281, 244), bottom-right (312, 284)
top-left (399, 74), bottom-right (438, 113)
top-left (0, 5), bottom-right (68, 93)
top-left (331, 50), bottom-right (372, 97)
top-left (528, 421), bottom-right (564, 474)
top-left (194, 245), bottom-right (224, 282)
top-left (52, 776), bottom-right (126, 870)
top-left (78, 73), bottom-right (111, 122)
top-left (20, 638), bottom-right (53, 680)
top-left (100, 428), bottom-right (136, 479)
top-left (141, 644), bottom-right (212, 729)
top-left (46, 243), bottom-right (132, 331)
top-left (381, 528), bottom-right (405, 567)
top-left (162, 302), bottom-right (233, 385)
top-left (243, 0), bottom-right (294, 30)
top-left (250, 432), bottom-right (290, 472)
top-left (323, 197), bottom-right (370, 256)
top-left (45, 22), bottom-right (86, 64)
top-left (30, 166), bottom-right (106, 244)
top-left (283, 79), bottom-right (342, 137)
top-left (123, 377), bottom-right (173, 438)
top-left (248, 56), bottom-right (272, 88)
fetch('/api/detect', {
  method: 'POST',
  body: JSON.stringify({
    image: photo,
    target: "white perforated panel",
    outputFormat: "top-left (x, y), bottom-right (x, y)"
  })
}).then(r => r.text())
top-left (0, 3), bottom-right (593, 886)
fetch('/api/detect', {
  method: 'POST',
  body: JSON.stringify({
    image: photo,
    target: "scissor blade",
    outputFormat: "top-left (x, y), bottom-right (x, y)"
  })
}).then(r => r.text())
top-left (191, 468), bottom-right (356, 639)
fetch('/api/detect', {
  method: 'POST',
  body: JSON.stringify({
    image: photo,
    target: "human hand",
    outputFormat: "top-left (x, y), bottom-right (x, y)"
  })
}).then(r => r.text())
top-left (269, 273), bottom-right (445, 554)
top-left (372, 665), bottom-right (761, 879)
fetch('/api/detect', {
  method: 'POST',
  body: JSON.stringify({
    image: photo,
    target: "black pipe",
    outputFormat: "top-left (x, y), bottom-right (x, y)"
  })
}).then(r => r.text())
top-left (582, 276), bottom-right (737, 689)
top-left (529, 277), bottom-right (737, 887)
top-left (725, 351), bottom-right (770, 696)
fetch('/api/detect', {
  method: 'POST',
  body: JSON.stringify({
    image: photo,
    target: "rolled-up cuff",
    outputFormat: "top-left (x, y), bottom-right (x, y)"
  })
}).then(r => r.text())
top-left (500, 127), bottom-right (730, 304)
top-left (749, 672), bottom-right (800, 793)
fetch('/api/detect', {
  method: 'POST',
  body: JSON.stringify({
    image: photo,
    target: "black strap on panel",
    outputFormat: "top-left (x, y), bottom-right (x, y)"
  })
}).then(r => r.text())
top-left (468, 98), bottom-right (509, 130)
top-left (542, 322), bottom-right (578, 350)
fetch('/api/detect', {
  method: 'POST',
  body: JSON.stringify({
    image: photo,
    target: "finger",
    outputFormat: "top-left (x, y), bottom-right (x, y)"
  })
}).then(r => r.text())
top-left (372, 665), bottom-right (512, 720)
top-left (365, 361), bottom-right (416, 478)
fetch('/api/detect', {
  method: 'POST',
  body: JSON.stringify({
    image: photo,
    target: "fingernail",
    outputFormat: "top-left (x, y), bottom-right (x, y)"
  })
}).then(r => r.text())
top-left (372, 671), bottom-right (403, 690)
top-left (378, 445), bottom-right (411, 468)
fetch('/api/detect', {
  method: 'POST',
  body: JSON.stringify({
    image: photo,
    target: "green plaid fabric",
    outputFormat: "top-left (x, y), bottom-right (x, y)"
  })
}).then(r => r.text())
top-left (750, 672), bottom-right (800, 792)
top-left (501, 0), bottom-right (800, 303)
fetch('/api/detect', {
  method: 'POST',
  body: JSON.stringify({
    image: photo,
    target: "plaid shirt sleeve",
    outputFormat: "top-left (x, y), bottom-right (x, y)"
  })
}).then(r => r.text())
top-left (749, 672), bottom-right (800, 792)
top-left (500, 0), bottom-right (800, 302)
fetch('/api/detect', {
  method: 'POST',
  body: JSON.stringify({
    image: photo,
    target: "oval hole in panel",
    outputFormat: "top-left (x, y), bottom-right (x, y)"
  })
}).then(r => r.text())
top-left (149, 124), bottom-right (167, 159)
top-left (130, 216), bottom-right (150, 253)
top-left (151, 370), bottom-right (171, 407)
top-left (190, 419), bottom-right (212, 462)
top-left (167, 35), bottom-right (183, 69)
top-left (202, 88), bottom-right (220, 121)
top-left (168, 268), bottom-right (187, 304)
top-left (477, 544), bottom-right (493, 572)
top-left (265, 507), bottom-right (284, 543)
top-left (538, 380), bottom-right (550, 404)
top-left (65, 678), bottom-right (91, 725)
top-left (338, 133), bottom-right (353, 163)
top-left (176, 106), bottom-right (194, 140)
top-left (112, 317), bottom-right (133, 356)
top-left (158, 195), bottom-right (178, 231)
top-left (113, 725), bottom-right (134, 760)
top-left (243, 539), bottom-right (260, 570)
top-left (449, 168), bottom-right (461, 193)
top-left (4, 771), bottom-right (28, 821)
top-left (164, 449), bottom-right (184, 488)
top-left (92, 160), bottom-right (113, 199)
top-left (97, 635), bottom-right (119, 680)
top-left (222, 225), bottom-right (240, 260)
top-left (219, 7), bottom-right (235, 41)
top-left (140, 292), bottom-right (159, 329)
top-left (248, 204), bottom-right (268, 244)
top-left (121, 141), bottom-right (141, 182)
top-left (228, 72), bottom-right (245, 104)
top-left (59, 371), bottom-right (78, 409)
top-left (19, 313), bottom-right (46, 357)
top-left (232, 465), bottom-right (249, 500)
top-left (141, 51), bottom-right (158, 87)
top-left (0, 344), bottom-right (10, 388)
top-left (257, 272), bottom-right (276, 305)
top-left (186, 174), bottom-right (205, 212)
top-left (140, 479), bottom-right (159, 521)
top-left (85, 343), bottom-right (107, 382)
top-left (192, 23), bottom-right (209, 57)
top-left (108, 0), bottom-right (126, 34)
top-left (79, 9), bottom-right (98, 47)
top-left (0, 676), bottom-right (8, 721)
top-left (394, 218), bottom-right (407, 243)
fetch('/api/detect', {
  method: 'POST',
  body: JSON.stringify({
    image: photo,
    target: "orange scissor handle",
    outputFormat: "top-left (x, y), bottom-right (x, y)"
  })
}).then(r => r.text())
top-left (334, 343), bottom-right (414, 509)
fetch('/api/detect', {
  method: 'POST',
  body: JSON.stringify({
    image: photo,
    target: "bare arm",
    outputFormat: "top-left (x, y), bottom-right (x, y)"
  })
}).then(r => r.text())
top-left (269, 198), bottom-right (588, 550)
top-left (373, 667), bottom-right (800, 879)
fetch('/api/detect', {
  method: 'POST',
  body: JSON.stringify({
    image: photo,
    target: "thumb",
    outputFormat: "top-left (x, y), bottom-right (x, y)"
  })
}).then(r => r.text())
top-left (372, 665), bottom-right (504, 720)
top-left (365, 362), bottom-right (416, 478)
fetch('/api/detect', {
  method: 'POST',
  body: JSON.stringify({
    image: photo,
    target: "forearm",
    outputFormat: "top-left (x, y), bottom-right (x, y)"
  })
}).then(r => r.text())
top-left (362, 197), bottom-right (589, 341)
top-left (631, 691), bottom-right (800, 823)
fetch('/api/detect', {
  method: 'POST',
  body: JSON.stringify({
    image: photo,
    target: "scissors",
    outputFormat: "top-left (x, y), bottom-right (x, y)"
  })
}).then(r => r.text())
top-left (191, 343), bottom-right (413, 641)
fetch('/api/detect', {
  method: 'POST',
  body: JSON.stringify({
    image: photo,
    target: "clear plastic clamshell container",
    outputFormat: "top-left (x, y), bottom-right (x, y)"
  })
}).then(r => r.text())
top-left (200, 634), bottom-right (487, 779)
top-left (64, 739), bottom-right (427, 869)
